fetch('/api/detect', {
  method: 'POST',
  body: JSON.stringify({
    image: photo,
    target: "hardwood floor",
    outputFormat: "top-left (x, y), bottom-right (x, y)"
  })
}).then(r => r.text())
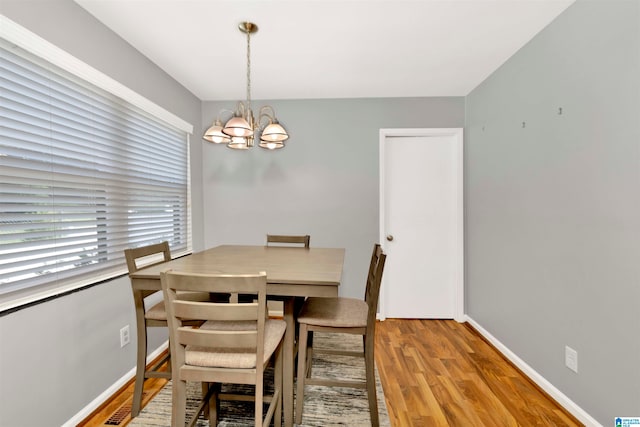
top-left (375, 319), bottom-right (583, 427)
top-left (82, 319), bottom-right (583, 426)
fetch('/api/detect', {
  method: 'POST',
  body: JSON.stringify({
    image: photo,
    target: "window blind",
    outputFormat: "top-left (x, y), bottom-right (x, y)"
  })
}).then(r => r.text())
top-left (0, 41), bottom-right (191, 303)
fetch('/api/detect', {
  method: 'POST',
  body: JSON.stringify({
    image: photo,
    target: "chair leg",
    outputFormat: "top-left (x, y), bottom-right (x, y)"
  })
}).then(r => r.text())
top-left (293, 296), bottom-right (305, 337)
top-left (202, 382), bottom-right (210, 419)
top-left (131, 316), bottom-right (148, 417)
top-left (256, 371), bottom-right (264, 427)
top-left (274, 343), bottom-right (283, 427)
top-left (306, 331), bottom-right (314, 379)
top-left (295, 324), bottom-right (309, 425)
top-left (364, 335), bottom-right (379, 427)
top-left (166, 345), bottom-right (171, 374)
top-left (207, 382), bottom-right (220, 426)
top-left (172, 378), bottom-right (187, 427)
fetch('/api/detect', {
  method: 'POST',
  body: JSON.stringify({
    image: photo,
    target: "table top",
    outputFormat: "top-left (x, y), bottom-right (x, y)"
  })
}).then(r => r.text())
top-left (129, 244), bottom-right (345, 286)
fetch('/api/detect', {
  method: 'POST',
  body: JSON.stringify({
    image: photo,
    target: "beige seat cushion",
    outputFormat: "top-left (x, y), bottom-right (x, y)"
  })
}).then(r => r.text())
top-left (185, 319), bottom-right (286, 369)
top-left (144, 291), bottom-right (212, 321)
top-left (145, 300), bottom-right (167, 320)
top-left (297, 297), bottom-right (367, 328)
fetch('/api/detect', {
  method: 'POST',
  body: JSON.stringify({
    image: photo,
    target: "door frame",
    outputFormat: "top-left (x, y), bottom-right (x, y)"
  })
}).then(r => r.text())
top-left (379, 128), bottom-right (464, 322)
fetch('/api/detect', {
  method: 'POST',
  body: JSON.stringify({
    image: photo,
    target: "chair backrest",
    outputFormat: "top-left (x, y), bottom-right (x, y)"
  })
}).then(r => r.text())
top-left (365, 243), bottom-right (382, 292)
top-left (125, 241), bottom-right (172, 299)
top-left (160, 271), bottom-right (268, 369)
top-left (124, 241), bottom-right (171, 274)
top-left (364, 244), bottom-right (386, 329)
top-left (266, 234), bottom-right (310, 248)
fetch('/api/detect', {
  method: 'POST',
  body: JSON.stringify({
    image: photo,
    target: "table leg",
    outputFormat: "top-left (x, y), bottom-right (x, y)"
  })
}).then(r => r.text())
top-left (283, 297), bottom-right (295, 427)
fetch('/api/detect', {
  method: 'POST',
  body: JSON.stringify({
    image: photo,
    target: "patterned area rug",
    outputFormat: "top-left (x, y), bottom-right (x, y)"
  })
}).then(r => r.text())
top-left (128, 333), bottom-right (390, 426)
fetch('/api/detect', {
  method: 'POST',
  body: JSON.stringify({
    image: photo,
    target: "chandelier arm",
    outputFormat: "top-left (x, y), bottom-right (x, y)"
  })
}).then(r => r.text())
top-left (234, 101), bottom-right (247, 118)
top-left (259, 105), bottom-right (275, 118)
top-left (257, 105), bottom-right (276, 129)
top-left (217, 108), bottom-right (236, 123)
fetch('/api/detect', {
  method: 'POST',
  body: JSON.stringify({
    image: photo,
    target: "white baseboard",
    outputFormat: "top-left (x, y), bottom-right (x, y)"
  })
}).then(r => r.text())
top-left (464, 316), bottom-right (602, 427)
top-left (63, 341), bottom-right (169, 427)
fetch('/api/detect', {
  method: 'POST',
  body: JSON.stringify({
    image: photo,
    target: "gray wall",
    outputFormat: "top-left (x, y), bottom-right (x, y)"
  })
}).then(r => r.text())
top-left (201, 98), bottom-right (464, 299)
top-left (0, 1), bottom-right (203, 425)
top-left (465, 0), bottom-right (640, 423)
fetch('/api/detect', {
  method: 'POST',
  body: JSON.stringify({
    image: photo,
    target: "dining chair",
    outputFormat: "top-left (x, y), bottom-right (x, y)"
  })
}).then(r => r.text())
top-left (295, 243), bottom-right (387, 426)
top-left (124, 242), bottom-right (211, 418)
top-left (124, 241), bottom-right (174, 418)
top-left (266, 234), bottom-right (310, 248)
top-left (160, 270), bottom-right (286, 427)
top-left (264, 234), bottom-right (311, 317)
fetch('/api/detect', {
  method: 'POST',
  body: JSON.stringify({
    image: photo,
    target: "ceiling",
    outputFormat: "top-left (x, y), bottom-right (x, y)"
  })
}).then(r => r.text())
top-left (74, 0), bottom-right (575, 101)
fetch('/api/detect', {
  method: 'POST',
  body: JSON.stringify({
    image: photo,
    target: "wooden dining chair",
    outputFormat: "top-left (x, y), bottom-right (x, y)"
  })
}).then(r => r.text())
top-left (264, 234), bottom-right (311, 317)
top-left (124, 241), bottom-right (174, 418)
top-left (124, 241), bottom-right (211, 417)
top-left (266, 234), bottom-right (310, 248)
top-left (160, 270), bottom-right (286, 427)
top-left (295, 243), bottom-right (387, 426)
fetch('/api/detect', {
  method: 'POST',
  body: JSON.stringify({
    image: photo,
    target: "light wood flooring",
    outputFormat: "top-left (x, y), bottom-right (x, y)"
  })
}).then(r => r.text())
top-left (81, 319), bottom-right (583, 426)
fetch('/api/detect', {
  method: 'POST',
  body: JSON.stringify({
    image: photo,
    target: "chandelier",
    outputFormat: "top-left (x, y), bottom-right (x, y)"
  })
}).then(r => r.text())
top-left (203, 22), bottom-right (289, 150)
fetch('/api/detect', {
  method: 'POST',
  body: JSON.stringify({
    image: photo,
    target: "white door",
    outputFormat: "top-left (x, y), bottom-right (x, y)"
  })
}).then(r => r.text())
top-left (379, 128), bottom-right (463, 320)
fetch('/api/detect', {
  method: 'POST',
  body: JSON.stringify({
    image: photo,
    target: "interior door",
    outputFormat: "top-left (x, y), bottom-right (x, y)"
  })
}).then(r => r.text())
top-left (379, 128), bottom-right (463, 320)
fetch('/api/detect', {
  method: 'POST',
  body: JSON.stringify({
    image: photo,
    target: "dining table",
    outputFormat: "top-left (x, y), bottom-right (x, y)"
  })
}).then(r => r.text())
top-left (128, 244), bottom-right (345, 427)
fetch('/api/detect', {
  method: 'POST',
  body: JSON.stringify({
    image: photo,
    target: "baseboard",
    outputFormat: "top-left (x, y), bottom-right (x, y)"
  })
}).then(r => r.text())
top-left (464, 316), bottom-right (602, 427)
top-left (63, 340), bottom-right (169, 427)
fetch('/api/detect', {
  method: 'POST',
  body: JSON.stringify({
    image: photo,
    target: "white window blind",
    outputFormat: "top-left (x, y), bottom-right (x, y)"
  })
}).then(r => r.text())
top-left (0, 40), bottom-right (191, 306)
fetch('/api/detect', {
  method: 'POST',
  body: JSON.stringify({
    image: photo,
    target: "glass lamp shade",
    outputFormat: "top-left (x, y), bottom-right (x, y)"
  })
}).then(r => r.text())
top-left (260, 122), bottom-right (289, 143)
top-left (223, 116), bottom-right (254, 137)
top-left (203, 122), bottom-right (231, 144)
top-left (258, 139), bottom-right (285, 150)
top-left (227, 136), bottom-right (252, 150)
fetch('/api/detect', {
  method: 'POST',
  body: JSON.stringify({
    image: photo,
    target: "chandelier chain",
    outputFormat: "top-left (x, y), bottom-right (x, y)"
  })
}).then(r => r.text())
top-left (246, 29), bottom-right (251, 110)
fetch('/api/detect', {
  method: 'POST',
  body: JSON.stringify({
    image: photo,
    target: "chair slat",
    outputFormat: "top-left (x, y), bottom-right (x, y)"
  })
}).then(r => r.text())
top-left (266, 234), bottom-right (310, 248)
top-left (167, 273), bottom-right (265, 294)
top-left (177, 328), bottom-right (258, 349)
top-left (173, 301), bottom-right (259, 321)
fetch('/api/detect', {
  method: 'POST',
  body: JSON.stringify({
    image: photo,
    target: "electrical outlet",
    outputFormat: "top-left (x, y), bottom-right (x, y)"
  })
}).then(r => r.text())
top-left (120, 325), bottom-right (131, 348)
top-left (565, 346), bottom-right (578, 373)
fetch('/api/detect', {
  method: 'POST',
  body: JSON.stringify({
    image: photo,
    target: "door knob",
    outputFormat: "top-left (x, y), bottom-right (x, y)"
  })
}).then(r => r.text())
top-left (386, 235), bottom-right (394, 241)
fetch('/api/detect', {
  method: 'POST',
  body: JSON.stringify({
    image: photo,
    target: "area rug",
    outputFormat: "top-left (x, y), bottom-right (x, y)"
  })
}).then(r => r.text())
top-left (128, 332), bottom-right (390, 426)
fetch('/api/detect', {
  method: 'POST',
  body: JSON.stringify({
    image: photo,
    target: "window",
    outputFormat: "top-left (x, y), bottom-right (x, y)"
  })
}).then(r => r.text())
top-left (0, 23), bottom-right (192, 310)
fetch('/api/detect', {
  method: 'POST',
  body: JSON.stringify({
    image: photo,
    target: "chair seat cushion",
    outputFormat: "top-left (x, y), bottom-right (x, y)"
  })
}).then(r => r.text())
top-left (144, 291), bottom-right (211, 321)
top-left (144, 300), bottom-right (167, 321)
top-left (185, 319), bottom-right (286, 369)
top-left (297, 297), bottom-right (368, 328)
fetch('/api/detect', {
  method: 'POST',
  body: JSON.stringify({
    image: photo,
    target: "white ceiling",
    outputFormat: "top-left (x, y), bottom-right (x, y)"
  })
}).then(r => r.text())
top-left (74, 0), bottom-right (575, 101)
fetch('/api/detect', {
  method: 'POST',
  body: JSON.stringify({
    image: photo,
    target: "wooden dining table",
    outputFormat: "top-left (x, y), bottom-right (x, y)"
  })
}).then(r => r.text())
top-left (128, 244), bottom-right (345, 427)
